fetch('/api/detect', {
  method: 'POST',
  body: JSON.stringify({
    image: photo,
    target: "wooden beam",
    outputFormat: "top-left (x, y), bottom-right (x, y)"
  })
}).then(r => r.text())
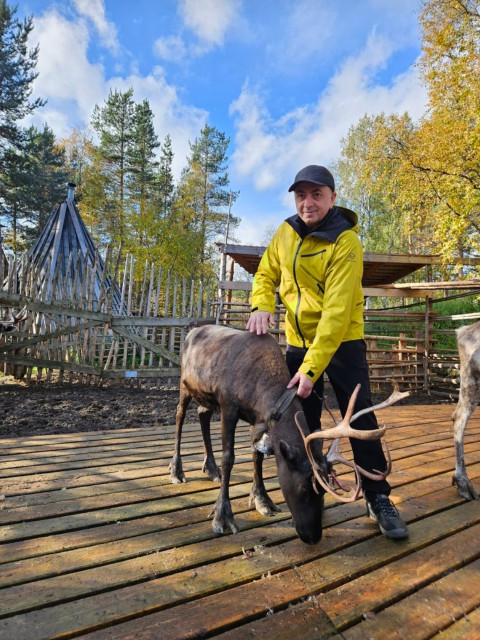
top-left (0, 320), bottom-right (101, 352)
top-left (113, 326), bottom-right (181, 365)
top-left (218, 280), bottom-right (252, 291)
top-left (0, 353), bottom-right (100, 374)
top-left (111, 317), bottom-right (216, 327)
top-left (363, 287), bottom-right (431, 298)
top-left (391, 280), bottom-right (480, 289)
top-left (101, 368), bottom-right (181, 379)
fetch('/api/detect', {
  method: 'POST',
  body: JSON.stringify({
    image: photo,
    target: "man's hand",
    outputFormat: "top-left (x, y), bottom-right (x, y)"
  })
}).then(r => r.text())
top-left (287, 371), bottom-right (314, 398)
top-left (246, 310), bottom-right (275, 335)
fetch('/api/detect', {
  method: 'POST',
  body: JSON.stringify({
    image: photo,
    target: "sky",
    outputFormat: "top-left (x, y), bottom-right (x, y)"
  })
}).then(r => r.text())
top-left (18, 0), bottom-right (428, 246)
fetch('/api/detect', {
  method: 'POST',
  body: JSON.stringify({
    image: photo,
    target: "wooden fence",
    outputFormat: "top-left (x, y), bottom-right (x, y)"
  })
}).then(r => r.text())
top-left (0, 248), bottom-right (477, 396)
top-left (213, 301), bottom-right (431, 393)
top-left (0, 252), bottom-right (215, 385)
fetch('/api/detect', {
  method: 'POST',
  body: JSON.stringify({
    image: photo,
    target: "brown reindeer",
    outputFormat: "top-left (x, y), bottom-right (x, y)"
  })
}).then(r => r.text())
top-left (171, 324), bottom-right (408, 544)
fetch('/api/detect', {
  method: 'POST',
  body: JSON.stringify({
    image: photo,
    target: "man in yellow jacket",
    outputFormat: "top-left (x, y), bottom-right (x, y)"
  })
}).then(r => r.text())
top-left (247, 165), bottom-right (408, 539)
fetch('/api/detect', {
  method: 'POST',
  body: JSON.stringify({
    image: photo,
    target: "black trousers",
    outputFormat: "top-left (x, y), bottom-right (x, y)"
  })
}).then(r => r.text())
top-left (286, 339), bottom-right (390, 495)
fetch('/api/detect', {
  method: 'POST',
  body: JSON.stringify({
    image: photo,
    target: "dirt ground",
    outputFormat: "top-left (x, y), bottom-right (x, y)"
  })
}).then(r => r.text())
top-left (0, 378), bottom-right (204, 438)
top-left (0, 374), bottom-right (454, 439)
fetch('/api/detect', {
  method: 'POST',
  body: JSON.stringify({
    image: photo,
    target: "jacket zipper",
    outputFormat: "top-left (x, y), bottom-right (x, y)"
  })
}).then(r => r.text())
top-left (293, 240), bottom-right (306, 348)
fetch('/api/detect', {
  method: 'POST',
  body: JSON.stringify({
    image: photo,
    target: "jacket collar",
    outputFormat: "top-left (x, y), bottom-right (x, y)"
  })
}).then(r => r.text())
top-left (285, 206), bottom-right (358, 243)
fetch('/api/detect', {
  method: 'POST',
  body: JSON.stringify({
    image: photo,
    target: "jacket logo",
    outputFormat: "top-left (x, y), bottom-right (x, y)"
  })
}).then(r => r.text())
top-left (347, 252), bottom-right (356, 262)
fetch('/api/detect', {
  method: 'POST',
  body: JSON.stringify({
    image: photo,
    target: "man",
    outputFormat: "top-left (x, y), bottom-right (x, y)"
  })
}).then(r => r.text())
top-left (246, 164), bottom-right (408, 539)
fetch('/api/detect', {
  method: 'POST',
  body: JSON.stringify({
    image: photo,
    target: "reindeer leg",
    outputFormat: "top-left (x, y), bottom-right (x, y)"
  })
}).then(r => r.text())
top-left (198, 406), bottom-right (221, 482)
top-left (249, 426), bottom-right (281, 515)
top-left (452, 388), bottom-right (478, 500)
top-left (170, 382), bottom-right (191, 483)
top-left (211, 408), bottom-right (239, 534)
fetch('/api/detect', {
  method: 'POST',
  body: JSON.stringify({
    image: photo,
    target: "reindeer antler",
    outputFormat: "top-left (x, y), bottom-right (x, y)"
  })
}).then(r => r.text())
top-left (296, 382), bottom-right (410, 502)
top-left (295, 410), bottom-right (363, 503)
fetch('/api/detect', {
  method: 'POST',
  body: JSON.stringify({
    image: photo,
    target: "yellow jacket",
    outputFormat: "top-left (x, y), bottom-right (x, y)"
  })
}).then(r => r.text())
top-left (251, 207), bottom-right (365, 382)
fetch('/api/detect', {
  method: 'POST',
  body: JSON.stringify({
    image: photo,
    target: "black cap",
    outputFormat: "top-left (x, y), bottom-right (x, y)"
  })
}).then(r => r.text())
top-left (288, 165), bottom-right (335, 192)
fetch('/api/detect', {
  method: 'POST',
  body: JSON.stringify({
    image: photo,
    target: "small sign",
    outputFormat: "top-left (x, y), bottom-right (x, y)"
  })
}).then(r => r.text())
top-left (125, 370), bottom-right (138, 378)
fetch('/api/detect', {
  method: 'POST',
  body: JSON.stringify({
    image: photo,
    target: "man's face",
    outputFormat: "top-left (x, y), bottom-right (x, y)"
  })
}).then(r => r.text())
top-left (294, 181), bottom-right (336, 229)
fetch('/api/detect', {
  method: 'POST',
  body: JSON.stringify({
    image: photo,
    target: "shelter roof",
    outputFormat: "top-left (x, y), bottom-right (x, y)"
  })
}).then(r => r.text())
top-left (23, 190), bottom-right (122, 310)
top-left (218, 243), bottom-right (444, 287)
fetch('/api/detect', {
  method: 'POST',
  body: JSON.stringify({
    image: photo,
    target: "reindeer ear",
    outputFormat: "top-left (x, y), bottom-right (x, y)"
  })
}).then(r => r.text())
top-left (279, 439), bottom-right (301, 467)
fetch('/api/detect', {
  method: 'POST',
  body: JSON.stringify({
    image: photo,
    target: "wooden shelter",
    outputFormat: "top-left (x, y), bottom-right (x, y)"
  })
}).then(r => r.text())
top-left (18, 183), bottom-right (122, 312)
top-left (216, 243), bottom-right (480, 397)
top-left (217, 242), bottom-right (480, 296)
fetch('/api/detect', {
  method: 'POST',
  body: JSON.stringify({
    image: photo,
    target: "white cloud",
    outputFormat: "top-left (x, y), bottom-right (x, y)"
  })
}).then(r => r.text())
top-left (24, 9), bottom-right (106, 136)
top-left (179, 0), bottom-right (241, 48)
top-left (73, 0), bottom-right (120, 53)
top-left (230, 30), bottom-right (427, 196)
top-left (153, 35), bottom-right (187, 62)
top-left (280, 0), bottom-right (336, 63)
top-left (23, 7), bottom-right (207, 175)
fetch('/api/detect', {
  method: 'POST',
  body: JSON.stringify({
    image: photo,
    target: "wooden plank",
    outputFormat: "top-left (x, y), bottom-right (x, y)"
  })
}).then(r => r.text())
top-left (317, 522), bottom-right (480, 632)
top-left (0, 406), bottom-right (479, 640)
top-left (102, 367), bottom-right (181, 379)
top-left (0, 320), bottom-right (101, 352)
top-left (428, 607), bottom-right (480, 639)
top-left (197, 524), bottom-right (480, 639)
top-left (342, 557), bottom-right (480, 639)
top-left (1, 492), bottom-right (479, 639)
top-left (0, 353), bottom-right (100, 374)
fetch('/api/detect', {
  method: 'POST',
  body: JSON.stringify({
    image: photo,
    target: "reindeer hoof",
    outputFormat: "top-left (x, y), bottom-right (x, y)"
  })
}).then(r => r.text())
top-left (255, 499), bottom-right (282, 516)
top-left (202, 461), bottom-right (221, 482)
top-left (212, 518), bottom-right (239, 535)
top-left (171, 475), bottom-right (186, 484)
top-left (452, 474), bottom-right (479, 500)
top-left (249, 489), bottom-right (282, 516)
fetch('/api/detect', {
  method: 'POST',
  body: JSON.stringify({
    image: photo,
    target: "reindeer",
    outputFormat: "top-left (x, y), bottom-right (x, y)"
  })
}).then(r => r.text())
top-left (171, 324), bottom-right (408, 544)
top-left (452, 320), bottom-right (480, 500)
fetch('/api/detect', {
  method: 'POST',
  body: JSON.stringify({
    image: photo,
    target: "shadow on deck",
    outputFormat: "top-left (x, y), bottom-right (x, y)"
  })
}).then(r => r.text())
top-left (1, 404), bottom-right (480, 640)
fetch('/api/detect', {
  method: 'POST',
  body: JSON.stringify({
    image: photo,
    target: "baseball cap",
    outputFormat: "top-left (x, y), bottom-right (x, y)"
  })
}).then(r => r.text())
top-left (288, 165), bottom-right (335, 192)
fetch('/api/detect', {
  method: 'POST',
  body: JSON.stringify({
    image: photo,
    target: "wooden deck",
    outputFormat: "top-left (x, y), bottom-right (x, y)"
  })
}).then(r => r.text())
top-left (1, 404), bottom-right (480, 640)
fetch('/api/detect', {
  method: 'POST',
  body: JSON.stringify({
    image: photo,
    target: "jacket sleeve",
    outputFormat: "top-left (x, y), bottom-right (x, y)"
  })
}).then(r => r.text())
top-left (251, 229), bottom-right (282, 314)
top-left (298, 231), bottom-right (363, 382)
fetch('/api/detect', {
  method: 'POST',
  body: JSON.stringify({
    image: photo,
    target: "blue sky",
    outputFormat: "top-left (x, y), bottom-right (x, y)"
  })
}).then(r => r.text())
top-left (19, 0), bottom-right (427, 246)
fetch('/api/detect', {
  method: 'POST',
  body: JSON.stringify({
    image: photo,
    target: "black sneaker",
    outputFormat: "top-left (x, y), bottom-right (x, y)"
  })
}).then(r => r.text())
top-left (366, 493), bottom-right (409, 539)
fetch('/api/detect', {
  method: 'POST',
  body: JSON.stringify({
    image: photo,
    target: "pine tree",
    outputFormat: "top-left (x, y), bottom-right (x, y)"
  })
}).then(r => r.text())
top-left (90, 88), bottom-right (136, 243)
top-left (1, 125), bottom-right (68, 251)
top-left (179, 124), bottom-right (238, 277)
top-left (0, 0), bottom-right (45, 151)
top-left (23, 124), bottom-right (69, 241)
top-left (0, 146), bottom-right (32, 252)
top-left (0, 0), bottom-right (45, 245)
top-left (126, 99), bottom-right (160, 247)
top-left (157, 134), bottom-right (175, 221)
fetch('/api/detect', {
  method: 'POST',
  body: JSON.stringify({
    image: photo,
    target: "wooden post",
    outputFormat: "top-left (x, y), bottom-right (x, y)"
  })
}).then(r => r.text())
top-left (424, 295), bottom-right (433, 392)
